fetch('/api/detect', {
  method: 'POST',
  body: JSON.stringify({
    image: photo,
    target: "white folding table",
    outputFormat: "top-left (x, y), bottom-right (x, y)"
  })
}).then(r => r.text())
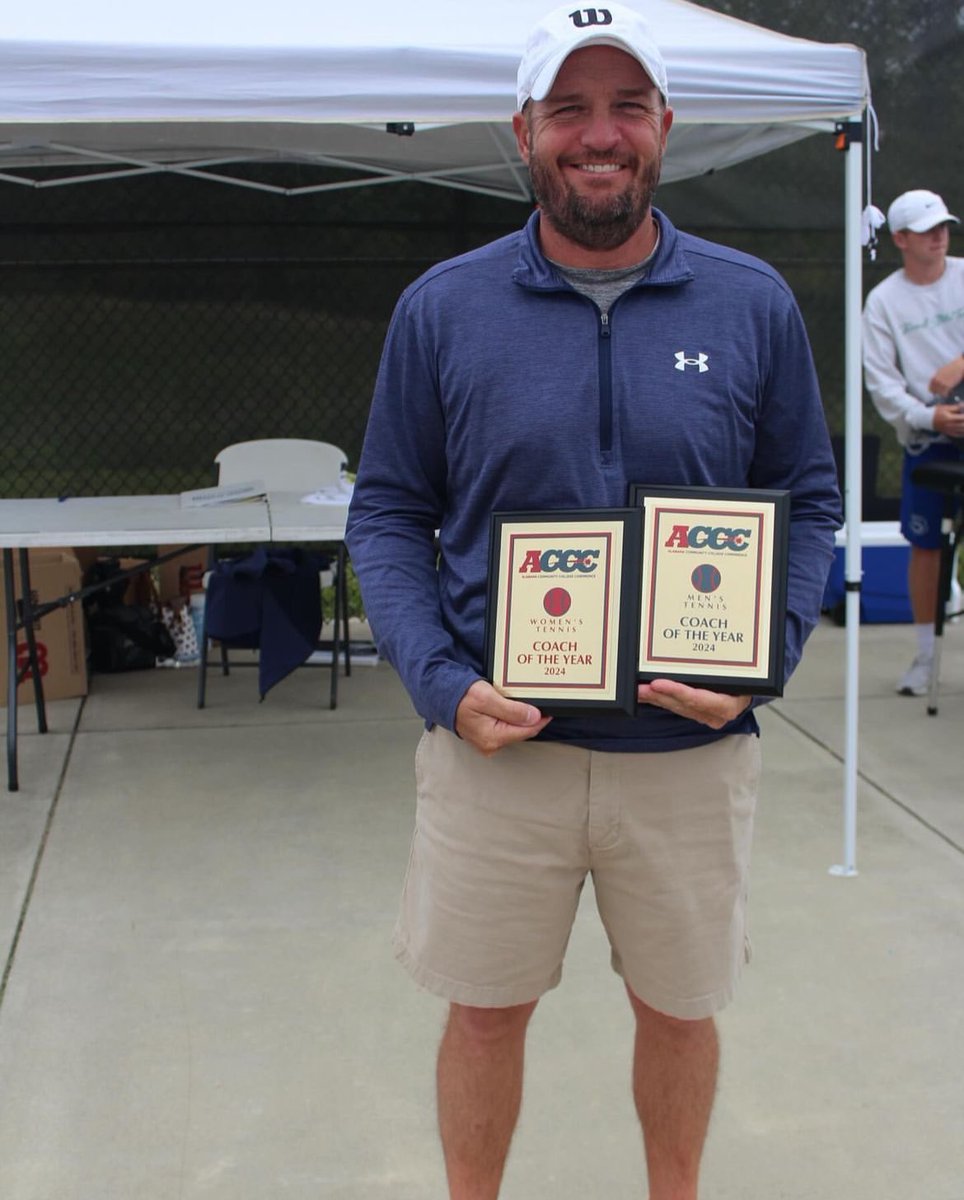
top-left (266, 491), bottom-right (350, 544)
top-left (0, 492), bottom-right (350, 791)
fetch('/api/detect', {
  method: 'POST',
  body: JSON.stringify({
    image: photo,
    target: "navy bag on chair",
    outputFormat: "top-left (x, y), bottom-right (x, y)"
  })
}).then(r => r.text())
top-left (203, 547), bottom-right (329, 699)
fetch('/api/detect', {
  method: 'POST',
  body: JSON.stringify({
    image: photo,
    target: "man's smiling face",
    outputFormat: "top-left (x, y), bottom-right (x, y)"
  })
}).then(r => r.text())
top-left (513, 44), bottom-right (673, 263)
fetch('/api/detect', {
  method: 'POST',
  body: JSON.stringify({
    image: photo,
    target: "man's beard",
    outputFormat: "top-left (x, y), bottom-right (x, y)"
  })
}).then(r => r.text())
top-left (528, 150), bottom-right (661, 253)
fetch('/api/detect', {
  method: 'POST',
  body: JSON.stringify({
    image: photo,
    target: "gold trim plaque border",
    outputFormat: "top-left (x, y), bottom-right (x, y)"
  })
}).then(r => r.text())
top-left (484, 509), bottom-right (641, 715)
top-left (629, 486), bottom-right (789, 697)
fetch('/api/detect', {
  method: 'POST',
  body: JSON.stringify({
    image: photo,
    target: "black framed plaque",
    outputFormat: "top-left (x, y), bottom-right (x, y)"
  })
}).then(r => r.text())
top-left (629, 485), bottom-right (789, 697)
top-left (484, 509), bottom-right (641, 715)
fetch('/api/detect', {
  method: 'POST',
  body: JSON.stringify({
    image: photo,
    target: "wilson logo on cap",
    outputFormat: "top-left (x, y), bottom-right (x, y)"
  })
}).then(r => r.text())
top-left (570, 8), bottom-right (613, 28)
top-left (516, 2), bottom-right (670, 110)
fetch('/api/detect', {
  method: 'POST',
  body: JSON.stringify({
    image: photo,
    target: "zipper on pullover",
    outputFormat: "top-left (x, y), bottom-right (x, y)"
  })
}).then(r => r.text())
top-left (598, 311), bottom-right (613, 456)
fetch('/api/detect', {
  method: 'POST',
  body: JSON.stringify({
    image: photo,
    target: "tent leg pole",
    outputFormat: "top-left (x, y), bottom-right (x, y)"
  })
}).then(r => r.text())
top-left (830, 121), bottom-right (863, 878)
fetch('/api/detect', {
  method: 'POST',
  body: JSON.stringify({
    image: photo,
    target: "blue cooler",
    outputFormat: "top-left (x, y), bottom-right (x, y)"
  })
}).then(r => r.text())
top-left (822, 522), bottom-right (912, 624)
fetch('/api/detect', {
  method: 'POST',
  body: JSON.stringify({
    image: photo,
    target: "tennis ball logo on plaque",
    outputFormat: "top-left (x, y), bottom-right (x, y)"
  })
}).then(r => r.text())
top-left (543, 587), bottom-right (572, 616)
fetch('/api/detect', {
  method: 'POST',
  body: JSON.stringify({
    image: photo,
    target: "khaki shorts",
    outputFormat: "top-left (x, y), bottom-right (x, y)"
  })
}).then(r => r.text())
top-left (394, 728), bottom-right (761, 1020)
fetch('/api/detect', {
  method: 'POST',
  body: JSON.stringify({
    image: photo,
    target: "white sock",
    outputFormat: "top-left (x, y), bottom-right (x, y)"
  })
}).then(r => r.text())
top-left (916, 624), bottom-right (935, 658)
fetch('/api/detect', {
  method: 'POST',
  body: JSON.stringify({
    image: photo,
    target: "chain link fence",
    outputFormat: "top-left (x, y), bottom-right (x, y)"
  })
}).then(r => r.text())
top-left (4, 0), bottom-right (961, 512)
top-left (0, 169), bottom-right (520, 497)
top-left (0, 163), bottom-right (899, 505)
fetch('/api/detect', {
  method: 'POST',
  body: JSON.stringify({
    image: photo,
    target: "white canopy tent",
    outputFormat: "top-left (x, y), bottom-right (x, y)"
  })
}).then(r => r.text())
top-left (1, 0), bottom-right (867, 198)
top-left (0, 0), bottom-right (871, 871)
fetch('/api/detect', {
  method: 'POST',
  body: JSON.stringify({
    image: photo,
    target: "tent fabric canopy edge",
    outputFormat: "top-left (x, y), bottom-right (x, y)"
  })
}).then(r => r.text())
top-left (1, 38), bottom-right (867, 128)
top-left (1, 6), bottom-right (869, 201)
top-left (0, 120), bottom-right (837, 202)
top-left (0, 0), bottom-right (868, 191)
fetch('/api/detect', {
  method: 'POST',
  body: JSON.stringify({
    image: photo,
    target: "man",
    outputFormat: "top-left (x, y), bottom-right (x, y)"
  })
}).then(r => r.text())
top-left (346, 5), bottom-right (840, 1197)
top-left (862, 189), bottom-right (964, 695)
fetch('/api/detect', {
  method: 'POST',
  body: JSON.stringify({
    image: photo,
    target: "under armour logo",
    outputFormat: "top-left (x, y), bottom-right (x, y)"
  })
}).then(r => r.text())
top-left (569, 8), bottom-right (613, 29)
top-left (674, 351), bottom-right (709, 373)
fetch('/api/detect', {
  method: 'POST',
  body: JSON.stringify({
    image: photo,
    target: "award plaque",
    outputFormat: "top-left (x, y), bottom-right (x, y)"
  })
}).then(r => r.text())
top-left (484, 509), bottom-right (641, 714)
top-left (629, 485), bottom-right (789, 697)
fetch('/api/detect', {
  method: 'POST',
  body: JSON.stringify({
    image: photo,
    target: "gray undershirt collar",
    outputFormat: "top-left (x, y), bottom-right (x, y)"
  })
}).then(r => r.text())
top-left (549, 226), bottom-right (660, 315)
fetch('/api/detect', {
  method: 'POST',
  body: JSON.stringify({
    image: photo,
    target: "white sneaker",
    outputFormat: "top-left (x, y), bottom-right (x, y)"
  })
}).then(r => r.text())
top-left (896, 654), bottom-right (933, 696)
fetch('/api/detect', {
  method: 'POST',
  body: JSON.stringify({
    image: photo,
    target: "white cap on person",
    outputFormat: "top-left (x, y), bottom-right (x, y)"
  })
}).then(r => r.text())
top-left (516, 3), bottom-right (669, 111)
top-left (886, 189), bottom-right (959, 233)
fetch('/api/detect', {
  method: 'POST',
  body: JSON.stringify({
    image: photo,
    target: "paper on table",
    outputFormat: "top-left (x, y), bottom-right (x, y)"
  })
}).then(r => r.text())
top-left (180, 481), bottom-right (266, 508)
top-left (301, 480), bottom-right (354, 505)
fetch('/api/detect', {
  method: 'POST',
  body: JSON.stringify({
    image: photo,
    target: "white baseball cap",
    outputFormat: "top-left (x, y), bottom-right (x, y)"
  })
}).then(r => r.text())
top-left (516, 3), bottom-right (669, 111)
top-left (886, 189), bottom-right (959, 233)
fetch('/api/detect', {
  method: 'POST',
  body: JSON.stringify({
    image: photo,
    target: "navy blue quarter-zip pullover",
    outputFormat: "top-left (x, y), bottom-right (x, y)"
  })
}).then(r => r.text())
top-left (346, 209), bottom-right (841, 751)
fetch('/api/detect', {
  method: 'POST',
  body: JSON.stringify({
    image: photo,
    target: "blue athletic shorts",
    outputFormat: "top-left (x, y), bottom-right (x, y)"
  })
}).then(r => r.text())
top-left (901, 442), bottom-right (963, 548)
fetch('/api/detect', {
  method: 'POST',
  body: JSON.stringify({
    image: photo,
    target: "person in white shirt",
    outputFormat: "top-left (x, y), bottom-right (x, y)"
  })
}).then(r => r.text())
top-left (862, 189), bottom-right (964, 694)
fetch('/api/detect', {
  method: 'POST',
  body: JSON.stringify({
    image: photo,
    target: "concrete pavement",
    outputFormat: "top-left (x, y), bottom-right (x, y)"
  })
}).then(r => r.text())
top-left (0, 618), bottom-right (961, 1199)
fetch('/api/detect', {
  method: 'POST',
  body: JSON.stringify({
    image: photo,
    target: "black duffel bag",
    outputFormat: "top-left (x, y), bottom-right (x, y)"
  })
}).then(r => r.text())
top-left (83, 558), bottom-right (176, 672)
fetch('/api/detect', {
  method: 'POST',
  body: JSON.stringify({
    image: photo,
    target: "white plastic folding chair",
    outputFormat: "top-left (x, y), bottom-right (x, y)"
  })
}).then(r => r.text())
top-left (214, 438), bottom-right (347, 494)
top-left (197, 439), bottom-right (351, 710)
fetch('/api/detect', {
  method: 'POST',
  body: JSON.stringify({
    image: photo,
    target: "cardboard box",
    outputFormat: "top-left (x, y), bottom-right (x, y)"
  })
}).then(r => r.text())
top-left (73, 547), bottom-right (208, 604)
top-left (0, 550), bottom-right (88, 705)
top-left (72, 547), bottom-right (102, 577)
top-left (78, 555), bottom-right (156, 607)
top-left (157, 544), bottom-right (208, 602)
